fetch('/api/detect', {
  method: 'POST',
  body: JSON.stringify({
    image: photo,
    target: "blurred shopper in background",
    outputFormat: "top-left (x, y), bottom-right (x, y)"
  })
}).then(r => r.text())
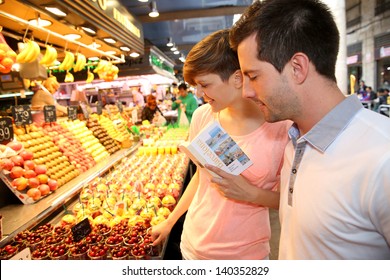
top-left (228, 0), bottom-right (390, 259)
top-left (150, 29), bottom-right (290, 260)
top-left (141, 94), bottom-right (163, 122)
top-left (171, 83), bottom-right (198, 124)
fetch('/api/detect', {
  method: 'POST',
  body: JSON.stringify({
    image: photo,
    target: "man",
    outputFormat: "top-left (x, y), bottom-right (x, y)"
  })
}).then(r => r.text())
top-left (228, 0), bottom-right (390, 259)
top-left (171, 83), bottom-right (198, 124)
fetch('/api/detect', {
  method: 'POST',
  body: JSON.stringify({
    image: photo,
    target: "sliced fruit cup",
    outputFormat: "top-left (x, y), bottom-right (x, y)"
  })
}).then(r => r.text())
top-left (87, 243), bottom-right (109, 260)
top-left (49, 243), bottom-right (69, 260)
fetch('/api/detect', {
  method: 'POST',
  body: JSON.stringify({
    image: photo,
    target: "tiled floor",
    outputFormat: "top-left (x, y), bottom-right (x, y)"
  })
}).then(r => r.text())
top-left (269, 208), bottom-right (281, 260)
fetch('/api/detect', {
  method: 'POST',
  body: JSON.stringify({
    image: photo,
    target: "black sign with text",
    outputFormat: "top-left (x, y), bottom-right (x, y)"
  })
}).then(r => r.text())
top-left (71, 218), bottom-right (92, 242)
top-left (44, 105), bottom-right (56, 123)
top-left (116, 101), bottom-right (123, 113)
top-left (0, 117), bottom-right (14, 144)
top-left (96, 101), bottom-right (102, 115)
top-left (67, 106), bottom-right (78, 121)
top-left (12, 105), bottom-right (32, 126)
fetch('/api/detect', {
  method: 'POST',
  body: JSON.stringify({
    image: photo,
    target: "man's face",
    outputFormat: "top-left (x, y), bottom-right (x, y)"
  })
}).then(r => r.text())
top-left (178, 88), bottom-right (187, 97)
top-left (237, 34), bottom-right (297, 123)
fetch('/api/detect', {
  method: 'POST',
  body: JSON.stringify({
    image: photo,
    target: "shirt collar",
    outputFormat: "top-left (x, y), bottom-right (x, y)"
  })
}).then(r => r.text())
top-left (288, 95), bottom-right (363, 152)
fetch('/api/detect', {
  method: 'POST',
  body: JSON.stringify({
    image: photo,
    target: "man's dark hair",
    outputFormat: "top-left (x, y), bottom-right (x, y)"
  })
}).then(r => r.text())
top-left (178, 83), bottom-right (188, 90)
top-left (230, 0), bottom-right (339, 82)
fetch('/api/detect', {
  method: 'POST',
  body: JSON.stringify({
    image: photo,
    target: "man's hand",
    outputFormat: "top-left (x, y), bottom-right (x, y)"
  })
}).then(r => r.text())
top-left (205, 164), bottom-right (257, 204)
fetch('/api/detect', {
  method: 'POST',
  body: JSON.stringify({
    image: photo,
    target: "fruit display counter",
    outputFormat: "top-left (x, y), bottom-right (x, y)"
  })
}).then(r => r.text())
top-left (0, 126), bottom-right (190, 260)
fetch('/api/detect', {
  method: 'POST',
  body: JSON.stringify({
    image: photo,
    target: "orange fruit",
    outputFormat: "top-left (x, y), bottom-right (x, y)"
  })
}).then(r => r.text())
top-left (1, 57), bottom-right (14, 68)
top-left (0, 43), bottom-right (9, 52)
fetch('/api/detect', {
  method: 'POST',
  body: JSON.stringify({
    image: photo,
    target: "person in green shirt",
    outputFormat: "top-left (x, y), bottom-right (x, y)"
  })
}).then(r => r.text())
top-left (171, 83), bottom-right (198, 124)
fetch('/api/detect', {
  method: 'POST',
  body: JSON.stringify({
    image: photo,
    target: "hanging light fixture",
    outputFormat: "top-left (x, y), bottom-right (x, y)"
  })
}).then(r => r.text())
top-left (167, 37), bottom-right (173, 47)
top-left (149, 1), bottom-right (159, 18)
top-left (170, 43), bottom-right (177, 51)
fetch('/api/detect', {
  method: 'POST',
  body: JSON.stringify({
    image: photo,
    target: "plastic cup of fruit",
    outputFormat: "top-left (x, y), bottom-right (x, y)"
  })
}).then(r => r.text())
top-left (49, 244), bottom-right (69, 260)
top-left (0, 244), bottom-right (20, 260)
top-left (87, 244), bottom-right (109, 260)
top-left (111, 246), bottom-right (130, 260)
top-left (28, 236), bottom-right (46, 252)
top-left (31, 244), bottom-right (50, 260)
top-left (69, 241), bottom-right (89, 260)
top-left (105, 234), bottom-right (124, 254)
top-left (53, 226), bottom-right (71, 238)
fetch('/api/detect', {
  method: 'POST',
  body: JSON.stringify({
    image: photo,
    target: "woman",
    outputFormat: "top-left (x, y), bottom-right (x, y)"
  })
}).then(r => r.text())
top-left (150, 29), bottom-right (291, 260)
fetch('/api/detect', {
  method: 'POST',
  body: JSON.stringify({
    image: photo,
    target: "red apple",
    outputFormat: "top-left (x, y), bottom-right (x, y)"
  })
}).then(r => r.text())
top-left (10, 166), bottom-right (25, 179)
top-left (48, 179), bottom-right (58, 191)
top-left (12, 177), bottom-right (29, 191)
top-left (0, 158), bottom-right (14, 171)
top-left (34, 165), bottom-right (47, 175)
top-left (10, 155), bottom-right (24, 167)
top-left (38, 184), bottom-right (50, 196)
top-left (19, 150), bottom-right (34, 161)
top-left (24, 169), bottom-right (37, 179)
top-left (24, 160), bottom-right (36, 171)
top-left (28, 177), bottom-right (40, 188)
top-left (6, 141), bottom-right (23, 152)
top-left (27, 188), bottom-right (41, 201)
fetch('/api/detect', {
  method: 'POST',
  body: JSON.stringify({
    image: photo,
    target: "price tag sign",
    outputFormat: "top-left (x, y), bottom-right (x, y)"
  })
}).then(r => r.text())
top-left (10, 247), bottom-right (31, 260)
top-left (80, 103), bottom-right (89, 119)
top-left (44, 105), bottom-right (57, 123)
top-left (67, 106), bottom-right (78, 121)
top-left (71, 218), bottom-right (92, 242)
top-left (12, 105), bottom-right (32, 126)
top-left (116, 101), bottom-right (123, 113)
top-left (96, 101), bottom-right (103, 115)
top-left (0, 117), bottom-right (14, 144)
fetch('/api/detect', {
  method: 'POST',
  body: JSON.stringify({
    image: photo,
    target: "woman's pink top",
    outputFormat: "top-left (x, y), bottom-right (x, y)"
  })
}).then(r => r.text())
top-left (180, 104), bottom-right (291, 259)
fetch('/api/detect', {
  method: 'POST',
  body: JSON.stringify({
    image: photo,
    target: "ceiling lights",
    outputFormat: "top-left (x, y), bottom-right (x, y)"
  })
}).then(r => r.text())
top-left (103, 38), bottom-right (116, 44)
top-left (81, 26), bottom-right (96, 35)
top-left (120, 46), bottom-right (131, 52)
top-left (166, 37), bottom-right (173, 47)
top-left (64, 33), bottom-right (81, 40)
top-left (130, 52), bottom-right (140, 58)
top-left (28, 17), bottom-right (52, 27)
top-left (148, 1), bottom-right (159, 18)
top-left (44, 7), bottom-right (67, 17)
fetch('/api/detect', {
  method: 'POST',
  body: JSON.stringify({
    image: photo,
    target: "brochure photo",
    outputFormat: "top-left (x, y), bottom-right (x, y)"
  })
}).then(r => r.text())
top-left (179, 121), bottom-right (252, 177)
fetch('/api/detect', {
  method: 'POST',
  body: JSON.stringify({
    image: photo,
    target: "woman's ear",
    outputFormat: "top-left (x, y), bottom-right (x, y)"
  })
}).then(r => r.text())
top-left (233, 70), bottom-right (243, 88)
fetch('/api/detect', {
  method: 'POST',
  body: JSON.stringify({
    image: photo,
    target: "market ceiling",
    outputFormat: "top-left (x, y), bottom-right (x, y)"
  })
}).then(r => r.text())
top-left (0, 0), bottom-right (252, 76)
top-left (120, 0), bottom-right (252, 67)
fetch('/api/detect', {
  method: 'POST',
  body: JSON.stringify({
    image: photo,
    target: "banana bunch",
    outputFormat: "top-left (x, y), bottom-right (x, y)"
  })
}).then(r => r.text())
top-left (39, 45), bottom-right (57, 67)
top-left (16, 40), bottom-right (40, 63)
top-left (64, 71), bottom-right (74, 83)
top-left (73, 53), bottom-right (86, 72)
top-left (93, 59), bottom-right (110, 73)
top-left (59, 51), bottom-right (75, 71)
top-left (86, 69), bottom-right (94, 83)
